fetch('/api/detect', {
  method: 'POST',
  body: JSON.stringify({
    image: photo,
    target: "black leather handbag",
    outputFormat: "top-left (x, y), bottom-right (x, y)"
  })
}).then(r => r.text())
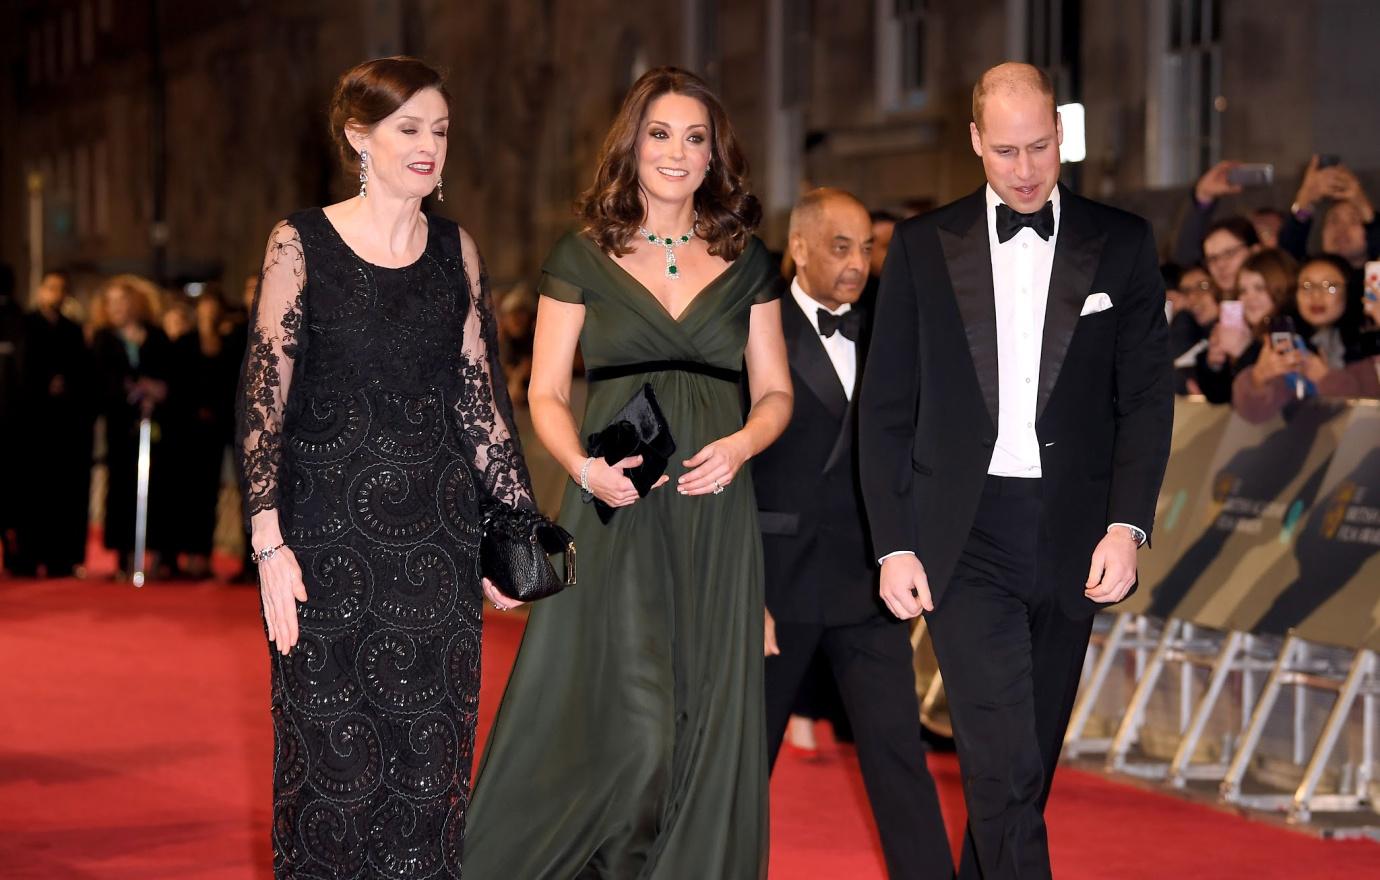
top-left (479, 503), bottom-right (577, 602)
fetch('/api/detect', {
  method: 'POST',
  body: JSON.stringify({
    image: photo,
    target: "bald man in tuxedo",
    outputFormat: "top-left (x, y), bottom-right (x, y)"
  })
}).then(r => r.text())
top-left (757, 188), bottom-right (952, 880)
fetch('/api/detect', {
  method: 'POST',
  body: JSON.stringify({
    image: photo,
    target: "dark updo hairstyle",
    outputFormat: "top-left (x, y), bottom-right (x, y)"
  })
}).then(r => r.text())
top-left (578, 66), bottom-right (761, 261)
top-left (329, 56), bottom-right (450, 175)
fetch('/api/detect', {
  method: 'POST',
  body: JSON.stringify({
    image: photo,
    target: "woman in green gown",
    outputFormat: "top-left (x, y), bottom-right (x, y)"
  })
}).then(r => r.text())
top-left (465, 68), bottom-right (793, 878)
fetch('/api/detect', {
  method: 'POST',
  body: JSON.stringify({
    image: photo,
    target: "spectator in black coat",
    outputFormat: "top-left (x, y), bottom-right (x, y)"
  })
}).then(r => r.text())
top-left (14, 271), bottom-right (96, 576)
top-left (91, 275), bottom-right (174, 576)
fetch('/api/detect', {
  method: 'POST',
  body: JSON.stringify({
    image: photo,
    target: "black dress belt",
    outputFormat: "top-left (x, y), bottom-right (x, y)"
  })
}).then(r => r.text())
top-left (585, 360), bottom-right (742, 384)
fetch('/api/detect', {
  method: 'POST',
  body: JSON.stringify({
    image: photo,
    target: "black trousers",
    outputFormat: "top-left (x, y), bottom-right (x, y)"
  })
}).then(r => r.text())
top-left (926, 477), bottom-right (1093, 880)
top-left (766, 614), bottom-right (953, 880)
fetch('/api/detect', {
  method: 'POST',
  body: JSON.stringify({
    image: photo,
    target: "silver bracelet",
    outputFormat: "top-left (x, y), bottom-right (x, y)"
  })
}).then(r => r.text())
top-left (578, 456), bottom-right (595, 497)
top-left (252, 543), bottom-right (285, 565)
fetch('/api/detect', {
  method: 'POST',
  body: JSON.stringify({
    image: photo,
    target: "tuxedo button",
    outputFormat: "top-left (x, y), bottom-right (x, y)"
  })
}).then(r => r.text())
top-left (981, 437), bottom-right (995, 448)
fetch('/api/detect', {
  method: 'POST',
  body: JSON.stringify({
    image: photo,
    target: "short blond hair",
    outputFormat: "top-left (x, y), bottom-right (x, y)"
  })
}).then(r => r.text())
top-left (972, 62), bottom-right (1056, 130)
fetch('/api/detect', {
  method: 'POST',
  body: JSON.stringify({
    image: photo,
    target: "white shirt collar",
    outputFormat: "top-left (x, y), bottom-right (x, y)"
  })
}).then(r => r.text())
top-left (985, 183), bottom-right (1062, 240)
top-left (790, 276), bottom-right (852, 332)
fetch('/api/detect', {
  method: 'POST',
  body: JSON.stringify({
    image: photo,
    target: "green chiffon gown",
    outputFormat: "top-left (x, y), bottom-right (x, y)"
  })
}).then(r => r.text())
top-left (464, 231), bottom-right (780, 879)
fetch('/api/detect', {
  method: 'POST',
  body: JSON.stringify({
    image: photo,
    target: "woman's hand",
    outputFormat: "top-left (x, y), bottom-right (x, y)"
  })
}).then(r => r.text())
top-left (1253, 338), bottom-right (1299, 385)
top-left (258, 546), bottom-right (307, 655)
top-left (764, 607), bottom-right (781, 657)
top-left (1294, 155), bottom-right (1336, 210)
top-left (586, 455), bottom-right (669, 508)
top-left (678, 434), bottom-right (751, 496)
top-left (1217, 321), bottom-right (1253, 360)
top-left (1362, 285), bottom-right (1380, 326)
top-left (1194, 160), bottom-right (1242, 205)
top-left (1206, 328), bottom-right (1228, 370)
top-left (482, 576), bottom-right (525, 612)
top-left (1299, 351), bottom-right (1330, 384)
top-left (1331, 166), bottom-right (1375, 221)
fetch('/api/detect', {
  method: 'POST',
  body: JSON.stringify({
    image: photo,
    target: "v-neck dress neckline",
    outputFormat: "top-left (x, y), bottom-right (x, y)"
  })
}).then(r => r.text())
top-left (580, 233), bottom-right (750, 324)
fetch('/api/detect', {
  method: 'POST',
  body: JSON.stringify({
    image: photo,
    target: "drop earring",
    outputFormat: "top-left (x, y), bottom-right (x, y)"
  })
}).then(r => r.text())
top-left (358, 150), bottom-right (369, 198)
top-left (436, 176), bottom-right (444, 202)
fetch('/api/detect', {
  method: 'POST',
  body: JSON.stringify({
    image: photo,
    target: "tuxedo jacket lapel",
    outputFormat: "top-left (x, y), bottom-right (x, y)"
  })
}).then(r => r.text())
top-left (822, 308), bottom-right (868, 474)
top-left (1038, 186), bottom-right (1107, 421)
top-left (783, 296), bottom-right (848, 423)
top-left (939, 190), bottom-right (1000, 432)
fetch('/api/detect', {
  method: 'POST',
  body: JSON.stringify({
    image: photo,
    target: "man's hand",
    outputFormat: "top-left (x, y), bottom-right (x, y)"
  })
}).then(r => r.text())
top-left (880, 553), bottom-right (933, 620)
top-left (1085, 528), bottom-right (1139, 604)
top-left (1195, 160), bottom-right (1243, 206)
top-left (764, 607), bottom-right (780, 657)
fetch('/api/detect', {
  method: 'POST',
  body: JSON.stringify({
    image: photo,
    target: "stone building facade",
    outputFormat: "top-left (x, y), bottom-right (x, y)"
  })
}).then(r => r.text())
top-left (3, 0), bottom-right (1378, 303)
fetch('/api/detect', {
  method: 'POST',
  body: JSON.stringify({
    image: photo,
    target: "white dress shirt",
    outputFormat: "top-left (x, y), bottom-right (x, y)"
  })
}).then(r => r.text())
top-left (878, 186), bottom-right (1146, 563)
top-left (986, 183), bottom-right (1060, 478)
top-left (790, 277), bottom-right (857, 400)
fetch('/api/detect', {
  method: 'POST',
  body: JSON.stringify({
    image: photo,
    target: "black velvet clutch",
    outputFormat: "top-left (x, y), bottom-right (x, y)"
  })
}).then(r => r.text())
top-left (585, 383), bottom-right (677, 523)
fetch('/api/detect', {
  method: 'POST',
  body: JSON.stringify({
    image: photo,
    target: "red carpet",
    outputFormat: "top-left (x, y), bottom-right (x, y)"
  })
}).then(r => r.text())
top-left (0, 578), bottom-right (1375, 879)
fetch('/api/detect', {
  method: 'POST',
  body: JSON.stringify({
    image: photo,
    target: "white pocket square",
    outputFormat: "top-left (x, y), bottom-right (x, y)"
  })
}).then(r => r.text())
top-left (1080, 292), bottom-right (1113, 316)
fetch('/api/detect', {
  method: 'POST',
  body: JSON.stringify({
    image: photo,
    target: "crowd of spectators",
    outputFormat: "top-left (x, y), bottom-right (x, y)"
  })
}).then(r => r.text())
top-left (3, 156), bottom-right (1377, 577)
top-left (0, 267), bottom-right (246, 580)
top-left (1164, 155), bottom-right (1380, 420)
top-left (0, 261), bottom-right (548, 582)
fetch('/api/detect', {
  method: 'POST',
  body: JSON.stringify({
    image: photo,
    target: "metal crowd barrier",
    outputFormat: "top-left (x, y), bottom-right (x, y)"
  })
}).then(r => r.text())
top-left (1061, 398), bottom-right (1380, 838)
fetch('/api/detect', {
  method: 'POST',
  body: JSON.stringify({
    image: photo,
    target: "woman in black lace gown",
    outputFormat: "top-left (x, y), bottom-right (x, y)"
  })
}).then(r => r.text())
top-left (235, 57), bottom-right (533, 878)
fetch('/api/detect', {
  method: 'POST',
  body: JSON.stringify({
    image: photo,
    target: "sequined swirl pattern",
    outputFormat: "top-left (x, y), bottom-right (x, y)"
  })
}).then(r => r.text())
top-left (236, 209), bottom-right (533, 879)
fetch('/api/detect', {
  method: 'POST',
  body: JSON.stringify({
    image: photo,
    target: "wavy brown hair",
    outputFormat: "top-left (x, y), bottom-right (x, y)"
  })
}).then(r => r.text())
top-left (1235, 248), bottom-right (1298, 331)
top-left (578, 67), bottom-right (761, 260)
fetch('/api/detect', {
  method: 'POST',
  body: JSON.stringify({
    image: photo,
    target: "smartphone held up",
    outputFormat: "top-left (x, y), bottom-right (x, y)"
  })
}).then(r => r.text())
top-left (1227, 163), bottom-right (1274, 187)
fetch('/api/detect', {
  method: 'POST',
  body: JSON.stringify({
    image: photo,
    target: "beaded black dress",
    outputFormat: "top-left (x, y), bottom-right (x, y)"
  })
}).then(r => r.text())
top-left (236, 208), bottom-right (533, 879)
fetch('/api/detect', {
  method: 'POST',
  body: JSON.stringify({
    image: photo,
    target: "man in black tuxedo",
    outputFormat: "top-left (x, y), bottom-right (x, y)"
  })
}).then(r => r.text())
top-left (859, 64), bottom-right (1172, 879)
top-left (756, 188), bottom-right (952, 880)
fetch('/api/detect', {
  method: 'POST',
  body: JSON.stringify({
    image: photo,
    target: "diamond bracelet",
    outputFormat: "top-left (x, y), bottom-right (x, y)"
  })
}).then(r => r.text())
top-left (578, 456), bottom-right (595, 500)
top-left (251, 543), bottom-right (286, 565)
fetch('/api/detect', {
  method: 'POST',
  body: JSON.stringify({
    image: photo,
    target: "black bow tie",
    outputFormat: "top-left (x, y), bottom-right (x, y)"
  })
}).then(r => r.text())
top-left (995, 201), bottom-right (1055, 243)
top-left (817, 308), bottom-right (861, 341)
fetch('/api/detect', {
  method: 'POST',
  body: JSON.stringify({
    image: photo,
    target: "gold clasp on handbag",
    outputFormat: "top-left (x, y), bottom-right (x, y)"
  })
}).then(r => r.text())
top-left (565, 542), bottom-right (578, 586)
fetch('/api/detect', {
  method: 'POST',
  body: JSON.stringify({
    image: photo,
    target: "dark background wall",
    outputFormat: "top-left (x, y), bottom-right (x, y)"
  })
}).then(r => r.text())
top-left (4, 0), bottom-right (1378, 303)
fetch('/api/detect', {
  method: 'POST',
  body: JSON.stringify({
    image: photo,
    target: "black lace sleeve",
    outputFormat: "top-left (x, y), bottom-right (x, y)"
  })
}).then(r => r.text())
top-left (235, 220), bottom-right (306, 523)
top-left (457, 227), bottom-right (536, 510)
